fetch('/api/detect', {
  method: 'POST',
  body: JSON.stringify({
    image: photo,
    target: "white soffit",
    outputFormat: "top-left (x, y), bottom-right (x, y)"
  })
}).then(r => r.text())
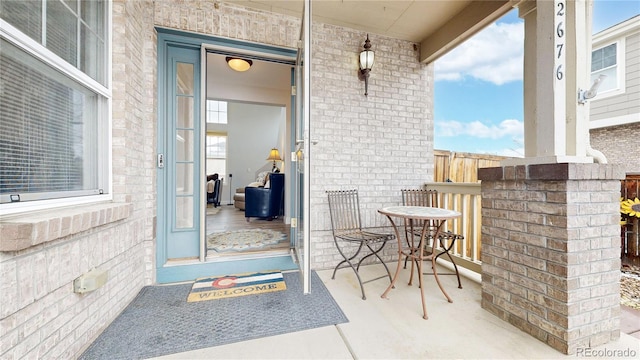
top-left (224, 0), bottom-right (473, 43)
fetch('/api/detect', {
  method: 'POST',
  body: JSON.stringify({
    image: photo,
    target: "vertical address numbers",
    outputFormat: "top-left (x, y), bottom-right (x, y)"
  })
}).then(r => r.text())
top-left (555, 1), bottom-right (565, 80)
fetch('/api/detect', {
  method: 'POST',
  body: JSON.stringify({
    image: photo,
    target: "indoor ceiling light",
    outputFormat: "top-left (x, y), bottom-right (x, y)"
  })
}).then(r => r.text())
top-left (226, 57), bottom-right (253, 72)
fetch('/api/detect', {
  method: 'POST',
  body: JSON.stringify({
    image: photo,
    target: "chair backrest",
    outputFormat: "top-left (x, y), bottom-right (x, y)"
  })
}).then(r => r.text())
top-left (269, 173), bottom-right (285, 214)
top-left (213, 179), bottom-right (222, 205)
top-left (401, 189), bottom-right (439, 230)
top-left (401, 189), bottom-right (438, 207)
top-left (326, 190), bottom-right (363, 235)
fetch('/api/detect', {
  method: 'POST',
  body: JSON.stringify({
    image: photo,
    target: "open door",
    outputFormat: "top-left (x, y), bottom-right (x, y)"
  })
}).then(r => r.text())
top-left (292, 0), bottom-right (312, 294)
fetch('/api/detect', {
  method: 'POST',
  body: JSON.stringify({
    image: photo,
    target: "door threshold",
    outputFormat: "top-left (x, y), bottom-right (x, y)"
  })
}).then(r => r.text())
top-left (206, 248), bottom-right (291, 262)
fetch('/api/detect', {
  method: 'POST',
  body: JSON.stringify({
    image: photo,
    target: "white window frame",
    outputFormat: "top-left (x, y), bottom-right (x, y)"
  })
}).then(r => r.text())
top-left (590, 39), bottom-right (625, 101)
top-left (206, 99), bottom-right (228, 124)
top-left (0, 4), bottom-right (112, 216)
top-left (206, 133), bottom-right (227, 179)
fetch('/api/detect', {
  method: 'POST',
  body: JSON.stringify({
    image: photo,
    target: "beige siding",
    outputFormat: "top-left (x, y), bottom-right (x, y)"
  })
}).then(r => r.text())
top-left (591, 32), bottom-right (640, 121)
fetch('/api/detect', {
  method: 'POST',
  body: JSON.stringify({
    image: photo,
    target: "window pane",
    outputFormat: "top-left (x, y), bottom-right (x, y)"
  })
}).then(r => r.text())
top-left (0, 39), bottom-right (102, 201)
top-left (206, 100), bottom-right (228, 124)
top-left (80, 23), bottom-right (105, 83)
top-left (206, 135), bottom-right (226, 158)
top-left (63, 0), bottom-right (78, 12)
top-left (591, 44), bottom-right (616, 72)
top-left (0, 0), bottom-right (42, 43)
top-left (80, 0), bottom-right (104, 32)
top-left (591, 50), bottom-right (602, 71)
top-left (591, 67), bottom-right (617, 93)
top-left (47, 0), bottom-right (78, 67)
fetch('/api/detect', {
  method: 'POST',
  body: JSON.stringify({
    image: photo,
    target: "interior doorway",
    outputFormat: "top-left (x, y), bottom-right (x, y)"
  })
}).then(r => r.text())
top-left (155, 28), bottom-right (303, 284)
top-left (203, 52), bottom-right (294, 260)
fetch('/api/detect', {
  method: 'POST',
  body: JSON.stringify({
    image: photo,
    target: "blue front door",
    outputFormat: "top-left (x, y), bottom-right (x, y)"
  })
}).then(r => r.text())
top-left (155, 29), bottom-right (300, 283)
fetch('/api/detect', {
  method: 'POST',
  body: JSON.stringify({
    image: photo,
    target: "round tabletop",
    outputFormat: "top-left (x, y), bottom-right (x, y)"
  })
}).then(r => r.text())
top-left (378, 206), bottom-right (461, 220)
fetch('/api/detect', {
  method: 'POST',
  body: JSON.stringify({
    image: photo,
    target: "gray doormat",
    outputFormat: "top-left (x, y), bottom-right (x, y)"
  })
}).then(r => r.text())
top-left (79, 271), bottom-right (347, 360)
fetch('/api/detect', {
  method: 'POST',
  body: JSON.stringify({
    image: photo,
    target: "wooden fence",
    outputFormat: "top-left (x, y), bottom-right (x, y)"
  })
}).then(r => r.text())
top-left (434, 150), bottom-right (509, 183)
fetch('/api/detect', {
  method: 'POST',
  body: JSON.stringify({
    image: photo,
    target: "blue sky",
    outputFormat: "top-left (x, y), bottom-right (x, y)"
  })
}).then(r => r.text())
top-left (434, 0), bottom-right (640, 157)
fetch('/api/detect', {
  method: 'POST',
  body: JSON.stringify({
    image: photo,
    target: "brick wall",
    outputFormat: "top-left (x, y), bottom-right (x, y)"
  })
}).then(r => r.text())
top-left (591, 123), bottom-right (640, 173)
top-left (153, 1), bottom-right (434, 269)
top-left (308, 23), bottom-right (433, 269)
top-left (1, 0), bottom-right (433, 357)
top-left (0, 1), bottom-right (156, 359)
top-left (479, 163), bottom-right (625, 354)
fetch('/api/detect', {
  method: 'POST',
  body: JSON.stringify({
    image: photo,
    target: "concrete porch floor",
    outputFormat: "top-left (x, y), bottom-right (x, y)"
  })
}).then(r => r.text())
top-left (155, 263), bottom-right (640, 359)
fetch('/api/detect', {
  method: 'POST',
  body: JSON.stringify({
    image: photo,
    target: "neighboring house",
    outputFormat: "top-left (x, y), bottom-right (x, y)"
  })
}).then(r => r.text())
top-left (589, 15), bottom-right (640, 173)
top-left (0, 1), bottom-right (627, 358)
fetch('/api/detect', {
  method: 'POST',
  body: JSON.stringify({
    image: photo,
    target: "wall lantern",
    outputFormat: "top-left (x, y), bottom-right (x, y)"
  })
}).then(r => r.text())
top-left (359, 34), bottom-right (375, 96)
top-left (226, 57), bottom-right (253, 72)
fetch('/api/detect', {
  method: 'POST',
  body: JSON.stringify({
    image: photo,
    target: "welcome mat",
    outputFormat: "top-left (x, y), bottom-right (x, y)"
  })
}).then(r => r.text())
top-left (79, 271), bottom-right (348, 360)
top-left (187, 271), bottom-right (286, 302)
top-left (207, 229), bottom-right (287, 252)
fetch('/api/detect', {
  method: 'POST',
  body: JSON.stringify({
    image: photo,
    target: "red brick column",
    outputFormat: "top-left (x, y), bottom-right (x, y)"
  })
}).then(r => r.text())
top-left (478, 163), bottom-right (625, 354)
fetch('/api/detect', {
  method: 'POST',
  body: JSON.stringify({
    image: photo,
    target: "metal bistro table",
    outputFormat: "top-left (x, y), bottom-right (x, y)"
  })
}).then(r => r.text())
top-left (378, 205), bottom-right (461, 319)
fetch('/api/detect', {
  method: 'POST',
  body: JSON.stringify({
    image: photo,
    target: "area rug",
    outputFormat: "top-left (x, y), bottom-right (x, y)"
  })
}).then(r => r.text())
top-left (207, 228), bottom-right (287, 252)
top-left (187, 271), bottom-right (286, 302)
top-left (79, 271), bottom-right (348, 360)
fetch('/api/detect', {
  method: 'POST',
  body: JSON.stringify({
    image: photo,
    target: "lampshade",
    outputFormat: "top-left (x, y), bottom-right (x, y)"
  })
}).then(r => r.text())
top-left (226, 57), bottom-right (253, 72)
top-left (266, 148), bottom-right (282, 161)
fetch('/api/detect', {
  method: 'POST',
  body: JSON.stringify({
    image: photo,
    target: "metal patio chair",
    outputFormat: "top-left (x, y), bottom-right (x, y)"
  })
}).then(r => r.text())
top-left (401, 189), bottom-right (463, 289)
top-left (326, 189), bottom-right (395, 300)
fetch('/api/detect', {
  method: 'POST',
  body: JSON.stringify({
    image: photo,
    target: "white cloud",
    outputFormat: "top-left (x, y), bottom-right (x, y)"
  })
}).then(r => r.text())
top-left (436, 119), bottom-right (524, 139)
top-left (435, 22), bottom-right (524, 85)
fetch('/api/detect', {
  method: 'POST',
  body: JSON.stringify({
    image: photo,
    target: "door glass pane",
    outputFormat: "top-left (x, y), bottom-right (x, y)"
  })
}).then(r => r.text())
top-left (176, 130), bottom-right (194, 161)
top-left (175, 163), bottom-right (193, 195)
top-left (176, 196), bottom-right (193, 228)
top-left (174, 60), bottom-right (195, 229)
top-left (177, 97), bottom-right (194, 128)
top-left (176, 63), bottom-right (194, 95)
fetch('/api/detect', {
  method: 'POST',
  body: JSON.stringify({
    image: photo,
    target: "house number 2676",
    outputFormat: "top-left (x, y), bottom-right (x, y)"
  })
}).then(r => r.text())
top-left (555, 1), bottom-right (565, 81)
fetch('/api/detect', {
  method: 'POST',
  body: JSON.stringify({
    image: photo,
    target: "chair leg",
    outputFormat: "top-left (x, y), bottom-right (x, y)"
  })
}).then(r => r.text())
top-left (332, 241), bottom-right (367, 300)
top-left (359, 241), bottom-right (393, 284)
top-left (433, 237), bottom-right (462, 289)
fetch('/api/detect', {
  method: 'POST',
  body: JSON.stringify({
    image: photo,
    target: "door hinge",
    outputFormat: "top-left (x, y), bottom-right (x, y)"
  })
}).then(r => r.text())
top-left (291, 85), bottom-right (296, 96)
top-left (291, 218), bottom-right (297, 228)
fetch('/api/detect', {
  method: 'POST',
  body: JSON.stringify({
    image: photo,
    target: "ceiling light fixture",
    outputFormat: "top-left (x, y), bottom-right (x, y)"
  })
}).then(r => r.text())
top-left (226, 57), bottom-right (253, 72)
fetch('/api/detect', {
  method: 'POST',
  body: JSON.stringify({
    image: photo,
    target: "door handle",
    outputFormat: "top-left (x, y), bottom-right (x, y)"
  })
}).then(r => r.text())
top-left (296, 140), bottom-right (318, 145)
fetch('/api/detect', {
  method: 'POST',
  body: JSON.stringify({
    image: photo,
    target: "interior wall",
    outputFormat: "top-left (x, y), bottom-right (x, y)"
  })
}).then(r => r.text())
top-left (226, 102), bottom-right (286, 198)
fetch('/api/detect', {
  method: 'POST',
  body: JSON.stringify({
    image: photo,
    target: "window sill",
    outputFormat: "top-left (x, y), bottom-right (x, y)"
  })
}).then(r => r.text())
top-left (0, 202), bottom-right (132, 252)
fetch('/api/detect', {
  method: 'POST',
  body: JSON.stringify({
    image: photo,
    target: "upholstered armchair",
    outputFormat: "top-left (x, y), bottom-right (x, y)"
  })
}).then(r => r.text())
top-left (244, 173), bottom-right (284, 221)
